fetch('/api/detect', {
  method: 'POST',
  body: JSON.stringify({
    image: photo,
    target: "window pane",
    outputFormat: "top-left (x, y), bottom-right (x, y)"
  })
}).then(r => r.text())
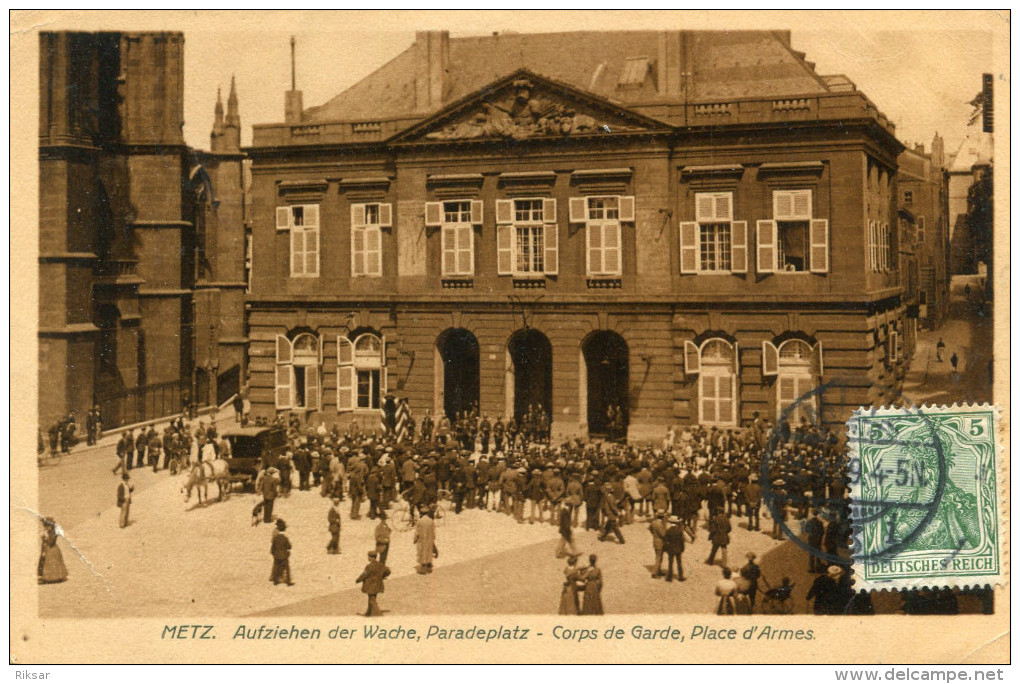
top-left (357, 371), bottom-right (371, 409)
top-left (365, 203), bottom-right (379, 225)
top-left (444, 201), bottom-right (471, 223)
top-left (370, 370), bottom-right (381, 409)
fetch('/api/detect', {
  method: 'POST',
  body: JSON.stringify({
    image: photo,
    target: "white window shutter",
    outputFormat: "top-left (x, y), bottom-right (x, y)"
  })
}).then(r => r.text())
top-left (337, 366), bottom-right (355, 411)
top-left (679, 221), bottom-right (699, 274)
top-left (732, 341), bottom-right (741, 375)
top-left (569, 197), bottom-right (588, 223)
top-left (276, 206), bottom-right (292, 231)
top-left (756, 220), bottom-right (777, 273)
top-left (379, 335), bottom-right (388, 394)
top-left (774, 191), bottom-right (793, 220)
top-left (351, 203), bottom-right (366, 227)
top-left (715, 193), bottom-right (732, 221)
top-left (275, 334), bottom-right (292, 364)
top-left (305, 223), bottom-right (319, 277)
top-left (603, 224), bottom-right (621, 275)
top-left (304, 366), bottom-right (320, 411)
top-left (289, 228), bottom-right (303, 277)
top-left (458, 225), bottom-right (474, 275)
top-left (495, 199), bottom-right (513, 225)
top-left (792, 190), bottom-right (811, 220)
top-left (809, 219), bottom-right (829, 273)
top-left (542, 198), bottom-right (557, 225)
top-left (304, 204), bottom-right (320, 228)
top-left (812, 342), bottom-right (824, 376)
top-left (496, 223), bottom-right (513, 275)
top-left (351, 226), bottom-right (365, 276)
top-left (762, 340), bottom-right (779, 377)
top-left (586, 224), bottom-right (600, 276)
top-left (696, 194), bottom-right (715, 222)
top-left (365, 227), bottom-right (382, 276)
top-left (731, 220), bottom-right (748, 273)
top-left (275, 364), bottom-right (294, 410)
top-left (684, 340), bottom-right (701, 376)
top-left (618, 195), bottom-right (635, 222)
top-left (337, 334), bottom-right (353, 366)
top-left (470, 199), bottom-right (484, 225)
top-left (441, 225), bottom-right (455, 276)
top-left (425, 201), bottom-right (443, 227)
top-left (378, 203), bottom-right (392, 228)
top-left (544, 222), bottom-right (559, 275)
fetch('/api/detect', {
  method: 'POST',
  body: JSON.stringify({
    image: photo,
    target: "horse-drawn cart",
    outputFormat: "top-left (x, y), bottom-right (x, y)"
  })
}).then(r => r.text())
top-left (222, 426), bottom-right (288, 490)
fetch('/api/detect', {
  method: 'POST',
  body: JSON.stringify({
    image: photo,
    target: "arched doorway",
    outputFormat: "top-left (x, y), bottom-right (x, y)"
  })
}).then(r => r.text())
top-left (436, 328), bottom-right (480, 420)
top-left (582, 330), bottom-right (629, 438)
top-left (507, 329), bottom-right (553, 421)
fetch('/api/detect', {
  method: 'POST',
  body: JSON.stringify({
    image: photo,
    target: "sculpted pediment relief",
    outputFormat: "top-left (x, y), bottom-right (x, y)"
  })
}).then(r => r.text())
top-left (415, 76), bottom-right (657, 142)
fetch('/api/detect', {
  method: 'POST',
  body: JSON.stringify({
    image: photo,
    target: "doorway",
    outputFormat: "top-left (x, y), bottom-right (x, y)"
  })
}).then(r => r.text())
top-left (582, 330), bottom-right (629, 437)
top-left (507, 329), bottom-right (553, 421)
top-left (436, 328), bottom-right (480, 420)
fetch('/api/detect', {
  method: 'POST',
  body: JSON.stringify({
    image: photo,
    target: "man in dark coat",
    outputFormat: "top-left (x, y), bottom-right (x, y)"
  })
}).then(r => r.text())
top-left (294, 448), bottom-right (312, 491)
top-left (270, 519), bottom-right (293, 586)
top-left (744, 477), bottom-right (762, 531)
top-left (649, 512), bottom-right (668, 578)
top-left (260, 467), bottom-right (280, 523)
top-left (805, 509), bottom-right (826, 572)
top-left (740, 552), bottom-right (762, 609)
top-left (356, 551), bottom-right (391, 617)
top-left (807, 565), bottom-right (843, 615)
top-left (365, 468), bottom-right (381, 519)
top-left (663, 516), bottom-right (686, 582)
top-left (706, 510), bottom-right (731, 566)
top-left (598, 483), bottom-right (625, 544)
top-left (374, 513), bottom-right (391, 564)
top-left (326, 498), bottom-right (342, 555)
top-left (583, 475), bottom-right (602, 531)
top-left (479, 416), bottom-right (492, 454)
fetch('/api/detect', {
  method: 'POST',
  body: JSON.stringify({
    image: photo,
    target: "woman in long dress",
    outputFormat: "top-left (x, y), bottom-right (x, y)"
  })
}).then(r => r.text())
top-left (38, 518), bottom-right (67, 584)
top-left (558, 556), bottom-right (582, 615)
top-left (414, 508), bottom-right (437, 574)
top-left (580, 554), bottom-right (604, 615)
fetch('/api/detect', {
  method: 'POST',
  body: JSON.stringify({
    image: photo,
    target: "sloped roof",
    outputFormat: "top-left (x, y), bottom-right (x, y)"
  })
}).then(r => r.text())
top-left (303, 30), bottom-right (831, 124)
top-left (948, 125), bottom-right (993, 172)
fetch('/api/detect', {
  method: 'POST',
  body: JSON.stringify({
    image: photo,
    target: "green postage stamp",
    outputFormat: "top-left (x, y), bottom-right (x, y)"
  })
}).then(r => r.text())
top-left (848, 404), bottom-right (1004, 591)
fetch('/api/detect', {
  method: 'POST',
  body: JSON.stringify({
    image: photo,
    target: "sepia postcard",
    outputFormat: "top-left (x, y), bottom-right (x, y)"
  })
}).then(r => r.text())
top-left (9, 9), bottom-right (1010, 667)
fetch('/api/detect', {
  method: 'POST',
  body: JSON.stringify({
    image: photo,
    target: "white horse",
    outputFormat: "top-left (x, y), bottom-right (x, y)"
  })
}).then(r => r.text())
top-left (182, 459), bottom-right (231, 504)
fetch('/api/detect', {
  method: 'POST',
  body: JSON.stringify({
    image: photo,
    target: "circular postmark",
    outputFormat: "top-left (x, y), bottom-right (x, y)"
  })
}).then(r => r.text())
top-left (759, 377), bottom-right (948, 567)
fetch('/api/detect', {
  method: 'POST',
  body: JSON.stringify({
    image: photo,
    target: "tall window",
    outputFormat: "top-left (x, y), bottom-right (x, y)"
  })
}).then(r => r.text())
top-left (337, 332), bottom-right (387, 411)
top-left (699, 339), bottom-right (737, 426)
top-left (756, 190), bottom-right (828, 274)
top-left (424, 199), bottom-right (482, 277)
top-left (351, 202), bottom-right (391, 277)
top-left (274, 332), bottom-right (321, 411)
top-left (276, 204), bottom-right (320, 277)
top-left (868, 220), bottom-right (892, 272)
top-left (762, 338), bottom-right (822, 427)
top-left (917, 215), bottom-right (926, 243)
top-left (680, 192), bottom-right (748, 274)
top-left (568, 195), bottom-right (633, 277)
top-left (496, 197), bottom-right (559, 276)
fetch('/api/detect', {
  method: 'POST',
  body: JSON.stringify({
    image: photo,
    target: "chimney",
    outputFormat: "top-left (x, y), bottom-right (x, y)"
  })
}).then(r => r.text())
top-left (285, 36), bottom-right (303, 124)
top-left (657, 31), bottom-right (682, 97)
top-left (414, 30), bottom-right (449, 112)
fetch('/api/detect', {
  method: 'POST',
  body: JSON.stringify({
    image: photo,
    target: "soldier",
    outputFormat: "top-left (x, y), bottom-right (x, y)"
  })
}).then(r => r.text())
top-left (706, 509), bottom-right (731, 567)
top-left (663, 515), bottom-right (686, 582)
top-left (479, 415), bottom-right (492, 454)
top-left (116, 473), bottom-right (133, 528)
top-left (270, 519), bottom-right (294, 586)
top-left (745, 475), bottom-right (762, 531)
top-left (649, 512), bottom-right (668, 578)
top-left (365, 466), bottom-right (381, 520)
top-left (598, 482), bottom-right (625, 544)
top-left (420, 409), bottom-right (434, 443)
top-left (374, 513), bottom-right (392, 564)
top-left (326, 498), bottom-right (342, 555)
top-left (348, 455), bottom-right (366, 520)
top-left (124, 429), bottom-right (135, 471)
top-left (492, 416), bottom-right (505, 454)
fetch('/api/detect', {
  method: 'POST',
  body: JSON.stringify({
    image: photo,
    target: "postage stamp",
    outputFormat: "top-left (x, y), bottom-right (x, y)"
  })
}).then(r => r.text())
top-left (847, 404), bottom-right (1003, 591)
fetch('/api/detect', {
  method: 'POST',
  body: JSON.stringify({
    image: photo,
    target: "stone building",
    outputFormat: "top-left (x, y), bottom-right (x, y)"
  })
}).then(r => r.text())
top-left (246, 30), bottom-right (907, 440)
top-left (38, 31), bottom-right (246, 429)
top-left (897, 137), bottom-right (950, 332)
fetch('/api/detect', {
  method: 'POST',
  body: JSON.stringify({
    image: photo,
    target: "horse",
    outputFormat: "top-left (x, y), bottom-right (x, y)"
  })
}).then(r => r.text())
top-left (182, 459), bottom-right (232, 505)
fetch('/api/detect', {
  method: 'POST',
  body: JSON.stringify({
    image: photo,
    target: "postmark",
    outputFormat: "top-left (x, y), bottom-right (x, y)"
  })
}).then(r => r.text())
top-left (847, 404), bottom-right (1003, 591)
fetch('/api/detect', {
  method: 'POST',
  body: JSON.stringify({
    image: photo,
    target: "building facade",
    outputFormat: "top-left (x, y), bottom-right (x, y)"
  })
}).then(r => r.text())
top-left (897, 137), bottom-right (950, 332)
top-left (38, 31), bottom-right (246, 429)
top-left (246, 30), bottom-right (907, 441)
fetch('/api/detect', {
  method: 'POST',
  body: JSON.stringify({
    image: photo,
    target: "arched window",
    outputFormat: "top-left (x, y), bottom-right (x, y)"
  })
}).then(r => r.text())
top-left (337, 332), bottom-right (386, 411)
top-left (698, 338), bottom-right (738, 426)
top-left (274, 332), bottom-right (321, 411)
top-left (776, 339), bottom-right (818, 426)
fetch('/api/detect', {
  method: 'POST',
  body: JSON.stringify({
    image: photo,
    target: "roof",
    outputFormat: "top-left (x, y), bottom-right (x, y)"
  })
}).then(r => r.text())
top-left (303, 30), bottom-right (832, 124)
top-left (223, 426), bottom-right (285, 438)
top-left (948, 125), bottom-right (993, 172)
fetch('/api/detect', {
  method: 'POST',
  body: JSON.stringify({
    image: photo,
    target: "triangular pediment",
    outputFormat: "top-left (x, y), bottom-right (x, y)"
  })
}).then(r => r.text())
top-left (389, 69), bottom-right (669, 144)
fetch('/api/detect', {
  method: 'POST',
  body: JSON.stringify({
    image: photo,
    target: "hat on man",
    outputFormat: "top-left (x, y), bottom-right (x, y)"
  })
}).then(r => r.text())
top-left (827, 565), bottom-right (844, 577)
top-left (368, 551), bottom-right (378, 559)
top-left (276, 519), bottom-right (287, 531)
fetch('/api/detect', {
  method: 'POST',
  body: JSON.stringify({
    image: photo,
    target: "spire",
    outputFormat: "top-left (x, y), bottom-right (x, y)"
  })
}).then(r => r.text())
top-left (226, 74), bottom-right (239, 127)
top-left (214, 85), bottom-right (224, 126)
top-left (290, 36), bottom-right (296, 91)
top-left (285, 36), bottom-right (303, 125)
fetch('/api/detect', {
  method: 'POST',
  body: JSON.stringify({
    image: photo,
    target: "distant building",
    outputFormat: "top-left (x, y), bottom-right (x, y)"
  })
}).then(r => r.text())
top-left (947, 124), bottom-right (993, 276)
top-left (897, 136), bottom-right (950, 332)
top-left (245, 30), bottom-right (907, 439)
top-left (38, 32), bottom-right (246, 429)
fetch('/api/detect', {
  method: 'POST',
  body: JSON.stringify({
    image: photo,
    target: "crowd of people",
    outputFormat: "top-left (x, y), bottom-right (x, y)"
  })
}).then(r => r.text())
top-left (39, 397), bottom-right (987, 617)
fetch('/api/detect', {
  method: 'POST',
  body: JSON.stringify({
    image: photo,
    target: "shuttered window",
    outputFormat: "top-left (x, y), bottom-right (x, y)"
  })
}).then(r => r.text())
top-left (283, 204), bottom-right (320, 277)
top-left (437, 200), bottom-right (475, 277)
top-left (351, 203), bottom-right (390, 277)
top-left (770, 190), bottom-right (827, 273)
